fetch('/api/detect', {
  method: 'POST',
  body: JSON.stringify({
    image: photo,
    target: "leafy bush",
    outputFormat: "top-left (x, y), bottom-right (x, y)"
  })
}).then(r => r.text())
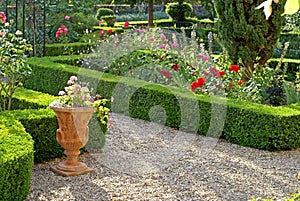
top-left (116, 11), bottom-right (169, 22)
top-left (101, 15), bottom-right (116, 27)
top-left (95, 8), bottom-right (115, 21)
top-left (0, 18), bottom-right (32, 111)
top-left (46, 4), bottom-right (97, 43)
top-left (166, 2), bottom-right (194, 22)
top-left (0, 113), bottom-right (34, 201)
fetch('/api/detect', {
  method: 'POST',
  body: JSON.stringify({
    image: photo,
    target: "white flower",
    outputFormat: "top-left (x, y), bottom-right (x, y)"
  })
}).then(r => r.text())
top-left (15, 30), bottom-right (22, 35)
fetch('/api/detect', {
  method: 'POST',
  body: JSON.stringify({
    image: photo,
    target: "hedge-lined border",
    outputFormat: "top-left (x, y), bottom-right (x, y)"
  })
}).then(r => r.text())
top-left (0, 113), bottom-right (34, 201)
top-left (0, 88), bottom-right (64, 163)
top-left (24, 55), bottom-right (300, 151)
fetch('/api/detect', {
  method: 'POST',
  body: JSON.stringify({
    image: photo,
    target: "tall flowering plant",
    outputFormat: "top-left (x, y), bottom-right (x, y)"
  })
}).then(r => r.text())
top-left (50, 75), bottom-right (112, 131)
top-left (55, 16), bottom-right (72, 55)
top-left (0, 12), bottom-right (32, 111)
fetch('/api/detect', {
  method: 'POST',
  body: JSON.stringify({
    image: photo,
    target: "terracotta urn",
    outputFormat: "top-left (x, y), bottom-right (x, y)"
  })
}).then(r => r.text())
top-left (49, 105), bottom-right (95, 176)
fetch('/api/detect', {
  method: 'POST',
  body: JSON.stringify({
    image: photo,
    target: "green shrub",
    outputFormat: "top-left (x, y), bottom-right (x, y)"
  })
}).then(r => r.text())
top-left (0, 114), bottom-right (34, 201)
top-left (214, 0), bottom-right (286, 79)
top-left (24, 55), bottom-right (300, 151)
top-left (101, 15), bottom-right (116, 27)
top-left (116, 11), bottom-right (169, 22)
top-left (166, 2), bottom-right (194, 22)
top-left (45, 42), bottom-right (95, 56)
top-left (95, 8), bottom-right (115, 21)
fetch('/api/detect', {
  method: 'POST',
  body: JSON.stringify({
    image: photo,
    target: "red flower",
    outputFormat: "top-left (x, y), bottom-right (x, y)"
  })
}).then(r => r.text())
top-left (237, 80), bottom-right (244, 85)
top-left (124, 21), bottom-right (130, 28)
top-left (56, 25), bottom-right (68, 38)
top-left (107, 29), bottom-right (112, 34)
top-left (190, 81), bottom-right (199, 92)
top-left (218, 71), bottom-right (225, 78)
top-left (160, 69), bottom-right (171, 79)
top-left (100, 30), bottom-right (105, 36)
top-left (172, 64), bottom-right (180, 71)
top-left (197, 77), bottom-right (206, 87)
top-left (190, 77), bottom-right (206, 92)
top-left (228, 64), bottom-right (240, 74)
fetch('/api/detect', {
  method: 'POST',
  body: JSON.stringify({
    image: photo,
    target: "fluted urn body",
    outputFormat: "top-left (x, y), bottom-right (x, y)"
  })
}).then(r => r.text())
top-left (49, 105), bottom-right (94, 176)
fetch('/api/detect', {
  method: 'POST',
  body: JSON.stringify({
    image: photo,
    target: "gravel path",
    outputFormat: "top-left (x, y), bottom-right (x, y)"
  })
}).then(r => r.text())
top-left (26, 113), bottom-right (300, 201)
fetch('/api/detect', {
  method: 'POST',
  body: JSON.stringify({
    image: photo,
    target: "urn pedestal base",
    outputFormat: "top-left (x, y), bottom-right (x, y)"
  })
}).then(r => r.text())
top-left (50, 162), bottom-right (94, 177)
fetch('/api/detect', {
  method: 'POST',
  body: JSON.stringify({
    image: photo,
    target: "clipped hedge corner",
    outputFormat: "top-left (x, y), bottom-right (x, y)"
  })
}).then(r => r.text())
top-left (0, 113), bottom-right (34, 201)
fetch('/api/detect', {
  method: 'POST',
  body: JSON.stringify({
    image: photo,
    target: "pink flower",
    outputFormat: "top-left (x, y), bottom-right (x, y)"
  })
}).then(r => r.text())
top-left (107, 29), bottom-right (112, 34)
top-left (55, 31), bottom-right (61, 38)
top-left (0, 12), bottom-right (6, 24)
top-left (100, 30), bottom-right (105, 36)
top-left (158, 44), bottom-right (165, 49)
top-left (89, 96), bottom-right (94, 102)
top-left (70, 76), bottom-right (77, 81)
top-left (169, 42), bottom-right (178, 47)
top-left (67, 80), bottom-right (73, 85)
top-left (149, 37), bottom-right (155, 41)
top-left (124, 21), bottom-right (130, 28)
top-left (64, 15), bottom-right (70, 20)
top-left (61, 25), bottom-right (68, 34)
top-left (209, 67), bottom-right (219, 77)
top-left (160, 69), bottom-right (171, 79)
top-left (197, 54), bottom-right (210, 61)
top-left (160, 34), bottom-right (167, 40)
top-left (139, 29), bottom-right (145, 33)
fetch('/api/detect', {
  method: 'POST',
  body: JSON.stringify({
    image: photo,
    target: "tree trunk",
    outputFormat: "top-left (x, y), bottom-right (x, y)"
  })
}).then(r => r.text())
top-left (148, 0), bottom-right (154, 27)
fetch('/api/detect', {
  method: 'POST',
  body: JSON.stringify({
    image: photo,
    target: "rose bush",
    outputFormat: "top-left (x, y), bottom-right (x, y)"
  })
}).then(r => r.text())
top-left (0, 12), bottom-right (32, 111)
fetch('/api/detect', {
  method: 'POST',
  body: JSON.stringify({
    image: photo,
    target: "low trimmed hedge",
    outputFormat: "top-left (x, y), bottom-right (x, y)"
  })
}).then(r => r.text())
top-left (24, 55), bottom-right (300, 151)
top-left (0, 113), bottom-right (34, 201)
top-left (45, 42), bottom-right (96, 56)
top-left (0, 88), bottom-right (64, 163)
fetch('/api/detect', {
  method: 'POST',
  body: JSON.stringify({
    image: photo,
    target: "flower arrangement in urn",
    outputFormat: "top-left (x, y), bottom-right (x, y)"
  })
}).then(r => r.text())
top-left (49, 75), bottom-right (111, 176)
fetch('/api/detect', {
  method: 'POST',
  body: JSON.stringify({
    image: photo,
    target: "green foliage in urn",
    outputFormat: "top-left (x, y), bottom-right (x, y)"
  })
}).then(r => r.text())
top-left (214, 0), bottom-right (287, 80)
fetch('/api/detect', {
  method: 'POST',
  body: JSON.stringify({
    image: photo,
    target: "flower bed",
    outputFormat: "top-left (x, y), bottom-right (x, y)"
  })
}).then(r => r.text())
top-left (24, 55), bottom-right (300, 151)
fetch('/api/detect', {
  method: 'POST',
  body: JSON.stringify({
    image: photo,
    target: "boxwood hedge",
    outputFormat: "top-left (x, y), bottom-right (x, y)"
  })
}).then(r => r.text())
top-left (24, 55), bottom-right (300, 151)
top-left (0, 113), bottom-right (34, 201)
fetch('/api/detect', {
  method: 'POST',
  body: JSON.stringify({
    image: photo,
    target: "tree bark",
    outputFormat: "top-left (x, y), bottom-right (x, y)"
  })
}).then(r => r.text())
top-left (148, 0), bottom-right (154, 27)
